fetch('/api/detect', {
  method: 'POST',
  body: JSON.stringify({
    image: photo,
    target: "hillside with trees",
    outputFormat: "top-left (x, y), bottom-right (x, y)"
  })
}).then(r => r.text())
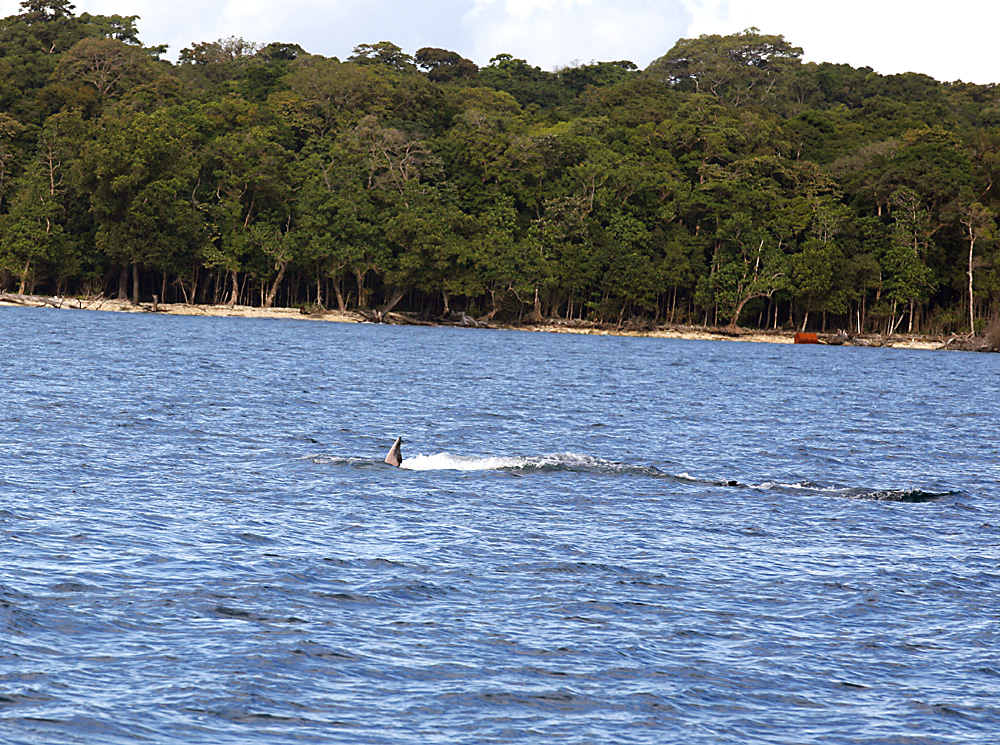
top-left (2, 2), bottom-right (1000, 335)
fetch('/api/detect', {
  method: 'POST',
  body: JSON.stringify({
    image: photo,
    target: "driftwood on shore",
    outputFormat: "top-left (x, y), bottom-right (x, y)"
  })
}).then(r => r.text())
top-left (0, 292), bottom-right (71, 309)
top-left (941, 334), bottom-right (1000, 352)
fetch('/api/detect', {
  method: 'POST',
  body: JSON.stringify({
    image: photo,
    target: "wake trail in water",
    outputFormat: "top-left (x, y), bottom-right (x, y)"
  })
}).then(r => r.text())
top-left (308, 453), bottom-right (960, 501)
top-left (752, 480), bottom-right (959, 502)
top-left (400, 452), bottom-right (671, 477)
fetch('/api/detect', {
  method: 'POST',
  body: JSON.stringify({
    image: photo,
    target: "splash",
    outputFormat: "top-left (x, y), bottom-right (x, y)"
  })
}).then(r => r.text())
top-left (400, 453), bottom-right (528, 471)
top-left (399, 452), bottom-right (667, 476)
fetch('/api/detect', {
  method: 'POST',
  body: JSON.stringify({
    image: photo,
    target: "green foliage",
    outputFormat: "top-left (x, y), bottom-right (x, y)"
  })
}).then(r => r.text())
top-left (2, 13), bottom-right (1000, 332)
top-left (348, 42), bottom-right (415, 72)
top-left (478, 54), bottom-right (571, 108)
top-left (415, 48), bottom-right (478, 83)
top-left (646, 28), bottom-right (802, 106)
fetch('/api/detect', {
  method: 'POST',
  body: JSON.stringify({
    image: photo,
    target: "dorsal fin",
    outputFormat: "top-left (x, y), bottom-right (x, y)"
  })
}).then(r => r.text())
top-left (384, 437), bottom-right (403, 467)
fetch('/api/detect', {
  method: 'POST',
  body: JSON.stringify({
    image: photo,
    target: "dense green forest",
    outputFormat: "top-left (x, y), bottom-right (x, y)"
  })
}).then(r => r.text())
top-left (3, 1), bottom-right (1000, 334)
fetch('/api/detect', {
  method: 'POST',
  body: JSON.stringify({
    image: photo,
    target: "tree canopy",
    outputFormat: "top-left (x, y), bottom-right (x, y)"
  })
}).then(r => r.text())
top-left (2, 7), bottom-right (1000, 336)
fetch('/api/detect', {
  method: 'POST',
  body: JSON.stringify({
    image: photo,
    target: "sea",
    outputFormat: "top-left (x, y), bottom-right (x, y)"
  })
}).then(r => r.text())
top-left (1, 305), bottom-right (998, 744)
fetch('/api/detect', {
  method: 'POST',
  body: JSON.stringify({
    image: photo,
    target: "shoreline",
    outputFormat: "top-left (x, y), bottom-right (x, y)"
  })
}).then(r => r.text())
top-left (0, 292), bottom-right (962, 351)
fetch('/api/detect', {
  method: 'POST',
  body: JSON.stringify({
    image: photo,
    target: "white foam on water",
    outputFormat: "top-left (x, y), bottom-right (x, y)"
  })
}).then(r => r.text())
top-left (399, 452), bottom-right (607, 472)
top-left (400, 453), bottom-right (530, 471)
top-left (755, 480), bottom-right (846, 493)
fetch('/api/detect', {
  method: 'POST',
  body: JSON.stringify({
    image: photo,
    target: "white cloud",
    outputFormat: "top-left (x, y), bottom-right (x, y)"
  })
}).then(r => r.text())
top-left (684, 0), bottom-right (1000, 83)
top-left (464, 0), bottom-right (693, 69)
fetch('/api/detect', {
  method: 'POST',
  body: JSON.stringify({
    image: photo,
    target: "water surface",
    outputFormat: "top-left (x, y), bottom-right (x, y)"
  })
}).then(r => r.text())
top-left (1, 306), bottom-right (998, 744)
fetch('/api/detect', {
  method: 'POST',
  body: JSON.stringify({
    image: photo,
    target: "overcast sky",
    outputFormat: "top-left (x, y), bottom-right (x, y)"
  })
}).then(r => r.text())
top-left (2, 0), bottom-right (997, 84)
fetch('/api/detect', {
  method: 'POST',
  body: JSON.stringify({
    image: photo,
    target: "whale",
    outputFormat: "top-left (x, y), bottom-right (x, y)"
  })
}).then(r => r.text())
top-left (384, 437), bottom-right (403, 467)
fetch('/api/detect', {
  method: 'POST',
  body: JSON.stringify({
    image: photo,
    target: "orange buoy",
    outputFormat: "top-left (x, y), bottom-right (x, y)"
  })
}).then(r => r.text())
top-left (794, 332), bottom-right (819, 344)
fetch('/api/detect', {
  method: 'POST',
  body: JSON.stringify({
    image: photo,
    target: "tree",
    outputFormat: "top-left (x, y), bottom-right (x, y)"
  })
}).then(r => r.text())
top-left (0, 170), bottom-right (66, 293)
top-left (76, 12), bottom-right (142, 45)
top-left (557, 60), bottom-right (637, 96)
top-left (382, 183), bottom-right (476, 318)
top-left (790, 199), bottom-right (852, 329)
top-left (86, 106), bottom-right (202, 304)
top-left (437, 86), bottom-right (524, 192)
top-left (200, 117), bottom-right (293, 306)
top-left (0, 108), bottom-right (89, 295)
top-left (18, 1), bottom-right (75, 22)
top-left (698, 156), bottom-right (831, 327)
top-left (882, 187), bottom-right (933, 333)
top-left (478, 54), bottom-right (570, 108)
top-left (598, 212), bottom-right (660, 324)
top-left (415, 47), bottom-right (478, 82)
top-left (0, 112), bottom-right (26, 212)
top-left (293, 146), bottom-right (387, 311)
top-left (533, 195), bottom-right (593, 319)
top-left (646, 29), bottom-right (803, 107)
top-left (56, 36), bottom-right (156, 99)
top-left (281, 56), bottom-right (394, 136)
top-left (473, 195), bottom-right (537, 320)
top-left (179, 37), bottom-right (262, 65)
top-left (959, 201), bottom-right (994, 335)
top-left (348, 41), bottom-right (415, 71)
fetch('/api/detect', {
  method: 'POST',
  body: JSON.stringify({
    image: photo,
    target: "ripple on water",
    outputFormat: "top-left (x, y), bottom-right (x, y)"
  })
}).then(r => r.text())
top-left (0, 308), bottom-right (998, 744)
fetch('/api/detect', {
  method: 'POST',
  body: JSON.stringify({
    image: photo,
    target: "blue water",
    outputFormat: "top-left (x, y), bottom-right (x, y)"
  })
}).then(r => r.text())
top-left (1, 306), bottom-right (999, 744)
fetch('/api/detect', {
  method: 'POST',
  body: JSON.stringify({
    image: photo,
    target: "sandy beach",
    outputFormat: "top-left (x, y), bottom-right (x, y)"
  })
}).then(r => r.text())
top-left (0, 292), bottom-right (948, 350)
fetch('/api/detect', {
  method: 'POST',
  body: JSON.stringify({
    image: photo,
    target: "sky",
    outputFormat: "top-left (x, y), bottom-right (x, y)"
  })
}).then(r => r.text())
top-left (2, 0), bottom-right (998, 85)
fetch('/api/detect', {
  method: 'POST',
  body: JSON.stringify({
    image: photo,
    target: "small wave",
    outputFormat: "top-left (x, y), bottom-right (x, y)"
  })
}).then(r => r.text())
top-left (845, 488), bottom-right (958, 503)
top-left (306, 455), bottom-right (382, 469)
top-left (755, 480), bottom-right (848, 494)
top-left (754, 480), bottom-right (957, 502)
top-left (400, 452), bottom-right (667, 477)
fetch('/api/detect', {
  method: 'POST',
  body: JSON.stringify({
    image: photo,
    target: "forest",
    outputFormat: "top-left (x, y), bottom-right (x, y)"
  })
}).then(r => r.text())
top-left (3, 0), bottom-right (1000, 335)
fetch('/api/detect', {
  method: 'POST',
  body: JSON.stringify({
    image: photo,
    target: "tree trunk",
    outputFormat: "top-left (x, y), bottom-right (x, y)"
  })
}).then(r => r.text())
top-left (486, 284), bottom-right (508, 320)
top-left (969, 236), bottom-right (976, 335)
top-left (264, 261), bottom-right (288, 309)
top-left (889, 301), bottom-right (906, 335)
top-left (184, 269), bottom-right (198, 305)
top-left (376, 287), bottom-right (407, 321)
top-left (18, 260), bottom-right (30, 295)
top-left (332, 278), bottom-right (346, 311)
top-left (354, 268), bottom-right (367, 308)
top-left (117, 264), bottom-right (128, 300)
top-left (442, 290), bottom-right (451, 316)
top-left (527, 287), bottom-right (543, 323)
top-left (729, 294), bottom-right (758, 329)
top-left (228, 270), bottom-right (239, 306)
top-left (131, 262), bottom-right (140, 306)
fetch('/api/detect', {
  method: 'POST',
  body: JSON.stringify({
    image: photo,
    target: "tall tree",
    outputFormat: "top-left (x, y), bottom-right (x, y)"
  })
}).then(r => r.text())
top-left (959, 201), bottom-right (994, 335)
top-left (415, 47), bottom-right (478, 82)
top-left (882, 187), bottom-right (933, 333)
top-left (87, 106), bottom-right (201, 303)
top-left (646, 29), bottom-right (803, 107)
